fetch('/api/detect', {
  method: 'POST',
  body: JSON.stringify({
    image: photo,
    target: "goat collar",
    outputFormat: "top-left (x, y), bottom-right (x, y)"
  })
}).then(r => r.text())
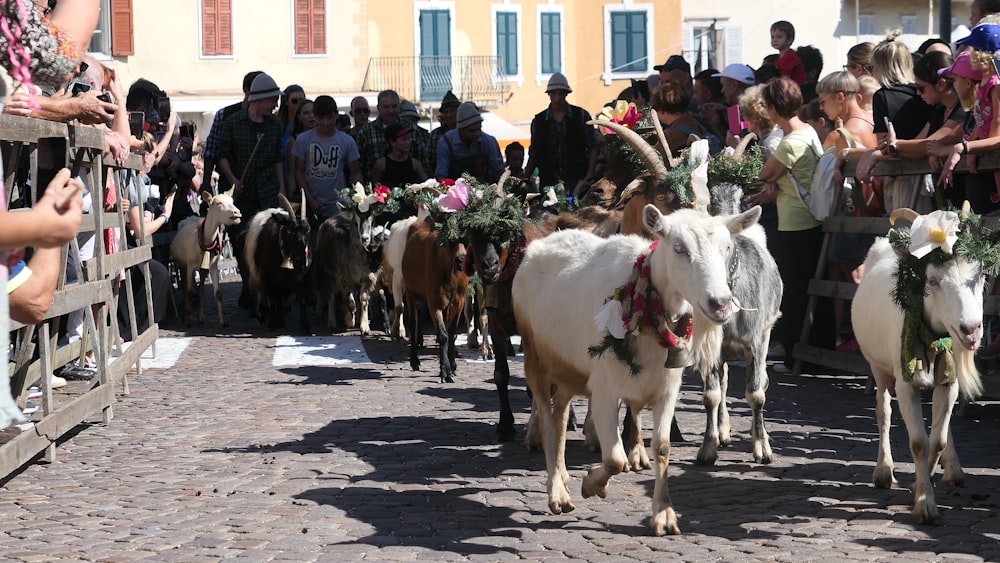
top-left (901, 319), bottom-right (955, 387)
top-left (590, 239), bottom-right (693, 376)
top-left (198, 218), bottom-right (223, 254)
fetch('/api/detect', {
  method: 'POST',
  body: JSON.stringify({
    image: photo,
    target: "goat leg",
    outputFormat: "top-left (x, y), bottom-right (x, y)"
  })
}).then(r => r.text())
top-left (434, 309), bottom-right (455, 383)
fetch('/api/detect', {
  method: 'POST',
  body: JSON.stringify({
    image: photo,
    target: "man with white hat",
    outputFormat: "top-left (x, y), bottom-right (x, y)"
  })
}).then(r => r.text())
top-left (435, 101), bottom-right (503, 183)
top-left (712, 64), bottom-right (756, 106)
top-left (524, 72), bottom-right (598, 192)
top-left (217, 71), bottom-right (287, 307)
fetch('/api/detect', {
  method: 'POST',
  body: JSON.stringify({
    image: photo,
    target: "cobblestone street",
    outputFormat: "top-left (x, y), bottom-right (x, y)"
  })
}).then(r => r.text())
top-left (2, 281), bottom-right (999, 561)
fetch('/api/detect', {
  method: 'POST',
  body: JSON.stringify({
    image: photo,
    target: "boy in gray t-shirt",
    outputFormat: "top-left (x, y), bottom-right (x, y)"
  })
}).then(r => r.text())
top-left (292, 95), bottom-right (362, 220)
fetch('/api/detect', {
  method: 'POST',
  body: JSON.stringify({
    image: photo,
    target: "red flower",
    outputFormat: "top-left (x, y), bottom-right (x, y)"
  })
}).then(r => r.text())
top-left (374, 185), bottom-right (391, 203)
top-left (441, 178), bottom-right (456, 186)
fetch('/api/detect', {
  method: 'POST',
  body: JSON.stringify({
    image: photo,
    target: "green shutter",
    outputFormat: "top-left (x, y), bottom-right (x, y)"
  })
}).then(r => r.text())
top-left (497, 12), bottom-right (518, 76)
top-left (611, 11), bottom-right (647, 73)
top-left (541, 12), bottom-right (561, 74)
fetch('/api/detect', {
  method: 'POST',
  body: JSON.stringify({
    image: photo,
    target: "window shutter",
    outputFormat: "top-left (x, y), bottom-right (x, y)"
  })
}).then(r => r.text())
top-left (295, 0), bottom-right (326, 54)
top-left (723, 26), bottom-right (741, 68)
top-left (110, 0), bottom-right (133, 56)
top-left (202, 0), bottom-right (233, 56)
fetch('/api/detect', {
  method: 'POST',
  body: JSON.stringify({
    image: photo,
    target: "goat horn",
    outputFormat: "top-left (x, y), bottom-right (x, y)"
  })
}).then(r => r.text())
top-left (734, 133), bottom-right (757, 158)
top-left (961, 200), bottom-right (971, 220)
top-left (299, 189), bottom-right (307, 221)
top-left (888, 208), bottom-right (920, 225)
top-left (496, 168), bottom-right (510, 196)
top-left (588, 119), bottom-right (668, 185)
top-left (650, 112), bottom-right (682, 170)
top-left (277, 192), bottom-right (295, 217)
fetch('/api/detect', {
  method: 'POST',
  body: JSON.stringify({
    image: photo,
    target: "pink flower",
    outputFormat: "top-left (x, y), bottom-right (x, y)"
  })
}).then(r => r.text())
top-left (437, 179), bottom-right (470, 212)
top-left (374, 185), bottom-right (390, 203)
top-left (597, 101), bottom-right (644, 135)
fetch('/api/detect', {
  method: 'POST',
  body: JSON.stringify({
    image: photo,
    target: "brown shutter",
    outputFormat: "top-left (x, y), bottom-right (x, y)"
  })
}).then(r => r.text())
top-left (294, 0), bottom-right (325, 55)
top-left (110, 0), bottom-right (133, 56)
top-left (311, 0), bottom-right (326, 53)
top-left (202, 0), bottom-right (233, 57)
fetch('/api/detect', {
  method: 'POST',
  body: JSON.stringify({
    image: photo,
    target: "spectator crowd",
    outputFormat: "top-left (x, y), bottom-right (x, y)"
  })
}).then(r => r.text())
top-left (5, 0), bottom-right (1000, 433)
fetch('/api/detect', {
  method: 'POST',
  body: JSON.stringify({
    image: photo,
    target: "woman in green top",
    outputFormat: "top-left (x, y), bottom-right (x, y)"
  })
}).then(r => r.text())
top-left (745, 77), bottom-right (834, 367)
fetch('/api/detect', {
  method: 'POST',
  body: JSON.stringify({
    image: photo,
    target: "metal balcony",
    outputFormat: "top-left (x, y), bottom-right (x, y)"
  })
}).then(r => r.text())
top-left (362, 56), bottom-right (512, 109)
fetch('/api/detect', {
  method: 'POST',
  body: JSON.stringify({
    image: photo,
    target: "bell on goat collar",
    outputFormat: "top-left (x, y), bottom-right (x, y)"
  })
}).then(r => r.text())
top-left (664, 345), bottom-right (691, 369)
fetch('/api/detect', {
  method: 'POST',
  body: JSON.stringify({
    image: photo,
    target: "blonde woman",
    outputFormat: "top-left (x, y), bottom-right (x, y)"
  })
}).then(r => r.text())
top-left (738, 84), bottom-right (784, 159)
top-left (845, 42), bottom-right (874, 78)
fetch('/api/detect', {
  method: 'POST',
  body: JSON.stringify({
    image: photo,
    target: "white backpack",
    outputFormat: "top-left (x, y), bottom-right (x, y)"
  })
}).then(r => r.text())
top-left (787, 129), bottom-right (856, 222)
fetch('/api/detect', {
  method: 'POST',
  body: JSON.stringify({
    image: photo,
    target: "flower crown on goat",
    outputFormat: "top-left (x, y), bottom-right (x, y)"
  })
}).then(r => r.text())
top-left (888, 206), bottom-right (1000, 314)
top-left (411, 175), bottom-right (525, 245)
top-left (591, 105), bottom-right (700, 208)
top-left (338, 182), bottom-right (403, 215)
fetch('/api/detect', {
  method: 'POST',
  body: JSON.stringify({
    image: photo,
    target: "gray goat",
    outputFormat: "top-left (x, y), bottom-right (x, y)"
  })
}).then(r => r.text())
top-left (697, 182), bottom-right (783, 465)
top-left (314, 210), bottom-right (379, 334)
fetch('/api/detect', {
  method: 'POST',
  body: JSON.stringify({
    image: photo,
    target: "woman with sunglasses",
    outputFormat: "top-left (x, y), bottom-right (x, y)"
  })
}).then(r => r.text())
top-left (844, 42), bottom-right (874, 78)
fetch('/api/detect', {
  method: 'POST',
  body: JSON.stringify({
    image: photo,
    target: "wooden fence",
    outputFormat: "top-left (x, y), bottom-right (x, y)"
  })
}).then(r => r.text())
top-left (2, 114), bottom-right (155, 478)
top-left (794, 153), bottom-right (1000, 408)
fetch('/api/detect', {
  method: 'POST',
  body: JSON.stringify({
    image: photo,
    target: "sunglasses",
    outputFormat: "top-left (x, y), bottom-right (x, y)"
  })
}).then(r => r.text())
top-left (353, 107), bottom-right (371, 115)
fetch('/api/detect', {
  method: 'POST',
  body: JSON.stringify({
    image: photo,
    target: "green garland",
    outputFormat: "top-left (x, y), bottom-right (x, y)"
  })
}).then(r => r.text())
top-left (337, 183), bottom-right (405, 216)
top-left (427, 175), bottom-right (526, 247)
top-left (888, 212), bottom-right (1000, 382)
top-left (707, 144), bottom-right (763, 188)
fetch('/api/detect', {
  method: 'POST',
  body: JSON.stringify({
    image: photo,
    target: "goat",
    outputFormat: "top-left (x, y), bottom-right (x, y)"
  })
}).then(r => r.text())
top-left (852, 206), bottom-right (987, 525)
top-left (314, 210), bottom-right (377, 334)
top-left (513, 203), bottom-right (761, 536)
top-left (694, 182), bottom-right (783, 465)
top-left (401, 218), bottom-right (468, 383)
top-left (243, 192), bottom-right (312, 333)
top-left (170, 193), bottom-right (242, 326)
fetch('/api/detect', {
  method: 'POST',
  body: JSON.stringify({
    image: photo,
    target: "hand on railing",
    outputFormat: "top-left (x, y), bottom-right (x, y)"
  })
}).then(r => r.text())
top-left (936, 147), bottom-right (962, 189)
top-left (104, 130), bottom-right (129, 166)
top-left (854, 149), bottom-right (881, 183)
top-left (34, 169), bottom-right (84, 247)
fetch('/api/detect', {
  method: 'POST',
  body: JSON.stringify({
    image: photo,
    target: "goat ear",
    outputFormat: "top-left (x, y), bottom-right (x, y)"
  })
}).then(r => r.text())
top-left (727, 205), bottom-right (762, 234)
top-left (201, 191), bottom-right (213, 204)
top-left (618, 178), bottom-right (647, 205)
top-left (642, 204), bottom-right (666, 236)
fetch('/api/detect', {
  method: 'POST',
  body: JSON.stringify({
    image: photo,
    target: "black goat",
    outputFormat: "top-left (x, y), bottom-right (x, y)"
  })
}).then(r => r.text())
top-left (243, 193), bottom-right (312, 333)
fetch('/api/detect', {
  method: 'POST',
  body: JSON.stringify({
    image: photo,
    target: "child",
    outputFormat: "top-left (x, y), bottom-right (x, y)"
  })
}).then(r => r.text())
top-left (933, 24), bottom-right (1000, 213)
top-left (504, 142), bottom-right (525, 177)
top-left (771, 20), bottom-right (807, 85)
top-left (373, 122), bottom-right (427, 188)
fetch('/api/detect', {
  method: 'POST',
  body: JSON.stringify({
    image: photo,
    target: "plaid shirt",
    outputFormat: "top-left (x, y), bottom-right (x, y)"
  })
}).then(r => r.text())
top-left (218, 109), bottom-right (284, 214)
top-left (357, 118), bottom-right (435, 182)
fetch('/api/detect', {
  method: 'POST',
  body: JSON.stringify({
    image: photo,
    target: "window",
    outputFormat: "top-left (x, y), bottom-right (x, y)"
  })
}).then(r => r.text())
top-left (901, 14), bottom-right (917, 35)
top-left (202, 0), bottom-right (233, 57)
top-left (89, 0), bottom-right (133, 57)
top-left (294, 0), bottom-right (327, 56)
top-left (539, 11), bottom-right (561, 75)
top-left (496, 12), bottom-right (518, 76)
top-left (682, 19), bottom-right (738, 73)
top-left (859, 14), bottom-right (875, 36)
top-left (491, 3), bottom-right (521, 84)
top-left (602, 3), bottom-right (654, 85)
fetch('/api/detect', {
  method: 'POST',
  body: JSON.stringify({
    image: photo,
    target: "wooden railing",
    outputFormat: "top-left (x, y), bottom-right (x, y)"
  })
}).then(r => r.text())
top-left (2, 114), bottom-right (155, 478)
top-left (794, 153), bottom-right (1000, 404)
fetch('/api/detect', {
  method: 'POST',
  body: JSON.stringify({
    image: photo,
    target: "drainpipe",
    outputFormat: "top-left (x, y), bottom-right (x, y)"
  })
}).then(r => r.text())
top-left (940, 0), bottom-right (951, 43)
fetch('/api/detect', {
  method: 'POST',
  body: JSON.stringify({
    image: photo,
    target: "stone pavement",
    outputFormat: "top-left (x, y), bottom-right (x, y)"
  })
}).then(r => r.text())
top-left (2, 280), bottom-right (1000, 562)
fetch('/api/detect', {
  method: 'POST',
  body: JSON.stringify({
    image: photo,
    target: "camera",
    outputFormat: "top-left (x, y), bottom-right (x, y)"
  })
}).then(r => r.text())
top-left (68, 80), bottom-right (92, 96)
top-left (179, 123), bottom-right (195, 140)
top-left (128, 111), bottom-right (145, 139)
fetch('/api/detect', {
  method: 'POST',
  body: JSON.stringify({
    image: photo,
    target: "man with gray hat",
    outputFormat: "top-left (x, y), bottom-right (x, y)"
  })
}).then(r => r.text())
top-left (429, 90), bottom-right (460, 169)
top-left (435, 101), bottom-right (503, 183)
top-left (524, 72), bottom-right (598, 192)
top-left (399, 99), bottom-right (434, 173)
top-left (218, 72), bottom-right (287, 307)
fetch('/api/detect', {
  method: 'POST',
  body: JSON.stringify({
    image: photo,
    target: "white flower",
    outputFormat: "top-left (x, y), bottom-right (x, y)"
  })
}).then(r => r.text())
top-left (543, 187), bottom-right (558, 208)
top-left (909, 210), bottom-right (960, 258)
top-left (595, 299), bottom-right (627, 340)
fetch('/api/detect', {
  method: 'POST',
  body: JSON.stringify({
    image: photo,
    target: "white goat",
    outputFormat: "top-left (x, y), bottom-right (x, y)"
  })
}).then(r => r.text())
top-left (513, 204), bottom-right (761, 536)
top-left (170, 193), bottom-right (242, 326)
top-left (852, 207), bottom-right (985, 525)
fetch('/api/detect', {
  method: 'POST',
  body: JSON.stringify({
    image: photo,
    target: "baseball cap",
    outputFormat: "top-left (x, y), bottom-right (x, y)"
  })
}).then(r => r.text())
top-left (956, 23), bottom-right (1000, 53)
top-left (712, 64), bottom-right (756, 86)
top-left (939, 51), bottom-right (983, 82)
top-left (385, 121), bottom-right (413, 141)
top-left (654, 55), bottom-right (690, 73)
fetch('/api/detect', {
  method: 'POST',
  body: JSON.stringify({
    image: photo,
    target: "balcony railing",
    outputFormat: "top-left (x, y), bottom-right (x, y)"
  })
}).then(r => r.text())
top-left (362, 56), bottom-right (511, 109)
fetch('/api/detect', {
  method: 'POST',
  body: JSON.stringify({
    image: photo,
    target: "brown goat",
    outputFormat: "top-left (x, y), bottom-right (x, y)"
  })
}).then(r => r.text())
top-left (401, 218), bottom-right (469, 383)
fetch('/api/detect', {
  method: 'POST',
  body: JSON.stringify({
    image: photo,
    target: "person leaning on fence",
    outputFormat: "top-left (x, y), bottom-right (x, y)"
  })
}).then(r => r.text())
top-left (926, 24), bottom-right (1000, 215)
top-left (744, 77), bottom-right (835, 370)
